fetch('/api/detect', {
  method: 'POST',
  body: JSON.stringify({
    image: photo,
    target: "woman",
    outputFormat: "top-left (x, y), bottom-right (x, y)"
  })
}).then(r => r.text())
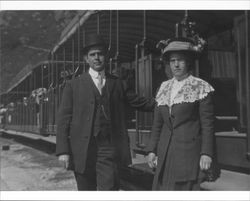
top-left (146, 38), bottom-right (215, 190)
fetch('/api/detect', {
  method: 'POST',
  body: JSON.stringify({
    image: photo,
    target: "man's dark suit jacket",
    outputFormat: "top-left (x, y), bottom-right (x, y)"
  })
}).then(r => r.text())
top-left (56, 72), bottom-right (154, 173)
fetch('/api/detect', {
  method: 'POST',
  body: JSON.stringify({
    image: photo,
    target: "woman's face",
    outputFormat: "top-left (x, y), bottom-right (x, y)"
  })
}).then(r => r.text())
top-left (169, 52), bottom-right (190, 80)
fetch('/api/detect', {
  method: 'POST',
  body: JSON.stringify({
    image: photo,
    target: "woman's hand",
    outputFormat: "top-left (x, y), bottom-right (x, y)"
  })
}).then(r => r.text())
top-left (200, 155), bottom-right (212, 170)
top-left (147, 152), bottom-right (157, 169)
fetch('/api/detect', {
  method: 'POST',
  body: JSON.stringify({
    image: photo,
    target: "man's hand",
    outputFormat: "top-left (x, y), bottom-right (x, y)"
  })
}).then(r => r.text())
top-left (58, 154), bottom-right (70, 169)
top-left (200, 155), bottom-right (212, 170)
top-left (147, 152), bottom-right (157, 169)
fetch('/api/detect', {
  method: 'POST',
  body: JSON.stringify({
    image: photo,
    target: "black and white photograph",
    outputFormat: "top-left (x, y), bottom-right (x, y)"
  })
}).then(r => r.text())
top-left (0, 0), bottom-right (250, 200)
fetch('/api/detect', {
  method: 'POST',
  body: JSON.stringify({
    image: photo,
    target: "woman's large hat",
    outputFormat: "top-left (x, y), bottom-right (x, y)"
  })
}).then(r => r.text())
top-left (157, 37), bottom-right (206, 59)
top-left (83, 34), bottom-right (107, 54)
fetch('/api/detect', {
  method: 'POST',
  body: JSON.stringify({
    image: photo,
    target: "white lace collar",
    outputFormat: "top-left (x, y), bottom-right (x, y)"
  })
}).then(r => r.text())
top-left (156, 75), bottom-right (214, 107)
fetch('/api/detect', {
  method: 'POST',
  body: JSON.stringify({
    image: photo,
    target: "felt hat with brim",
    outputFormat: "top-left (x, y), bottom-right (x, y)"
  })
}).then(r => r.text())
top-left (83, 34), bottom-right (107, 54)
top-left (163, 37), bottom-right (198, 59)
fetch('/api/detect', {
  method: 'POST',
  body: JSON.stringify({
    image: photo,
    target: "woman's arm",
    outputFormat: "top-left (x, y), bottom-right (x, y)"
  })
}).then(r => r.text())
top-left (199, 92), bottom-right (215, 170)
top-left (145, 106), bottom-right (164, 154)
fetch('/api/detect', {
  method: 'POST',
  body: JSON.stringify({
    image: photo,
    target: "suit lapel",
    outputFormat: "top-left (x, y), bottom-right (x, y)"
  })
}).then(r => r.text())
top-left (80, 73), bottom-right (95, 100)
top-left (105, 73), bottom-right (116, 97)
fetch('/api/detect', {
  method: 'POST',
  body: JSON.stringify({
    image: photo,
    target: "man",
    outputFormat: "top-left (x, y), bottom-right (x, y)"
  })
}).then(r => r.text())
top-left (56, 34), bottom-right (155, 190)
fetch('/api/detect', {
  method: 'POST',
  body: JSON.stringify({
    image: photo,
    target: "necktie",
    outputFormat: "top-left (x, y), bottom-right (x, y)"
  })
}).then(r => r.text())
top-left (97, 72), bottom-right (103, 94)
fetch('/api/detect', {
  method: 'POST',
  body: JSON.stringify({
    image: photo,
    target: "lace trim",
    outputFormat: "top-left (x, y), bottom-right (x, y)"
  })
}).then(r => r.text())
top-left (156, 75), bottom-right (214, 107)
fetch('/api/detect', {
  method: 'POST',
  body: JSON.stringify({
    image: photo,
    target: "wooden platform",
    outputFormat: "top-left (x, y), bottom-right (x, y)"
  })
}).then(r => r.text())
top-left (2, 128), bottom-right (250, 191)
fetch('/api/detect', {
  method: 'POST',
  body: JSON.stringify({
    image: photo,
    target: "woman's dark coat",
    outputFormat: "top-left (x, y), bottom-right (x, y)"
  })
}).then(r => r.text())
top-left (146, 90), bottom-right (214, 189)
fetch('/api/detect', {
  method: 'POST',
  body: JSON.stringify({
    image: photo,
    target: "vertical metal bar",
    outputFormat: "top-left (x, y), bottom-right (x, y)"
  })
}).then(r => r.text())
top-left (135, 44), bottom-right (140, 146)
top-left (48, 61), bottom-right (51, 88)
top-left (141, 10), bottom-right (147, 58)
top-left (142, 10), bottom-right (147, 131)
top-left (109, 58), bottom-right (113, 74)
top-left (25, 74), bottom-right (28, 130)
top-left (109, 11), bottom-right (113, 74)
top-left (56, 54), bottom-right (60, 107)
top-left (31, 71), bottom-right (34, 130)
top-left (33, 68), bottom-right (36, 130)
top-left (54, 54), bottom-right (57, 88)
top-left (24, 80), bottom-right (26, 130)
top-left (52, 53), bottom-right (59, 133)
top-left (78, 16), bottom-right (81, 71)
top-left (108, 10), bottom-right (112, 53)
top-left (185, 10), bottom-right (188, 19)
top-left (175, 23), bottom-right (179, 37)
top-left (29, 73), bottom-right (32, 129)
top-left (44, 63), bottom-right (47, 133)
top-left (82, 28), bottom-right (86, 72)
top-left (51, 55), bottom-right (54, 87)
top-left (34, 68), bottom-right (36, 92)
top-left (236, 20), bottom-right (244, 130)
top-left (143, 10), bottom-right (146, 41)
top-left (115, 10), bottom-right (119, 74)
top-left (51, 54), bottom-right (55, 132)
top-left (116, 10), bottom-right (119, 58)
top-left (97, 12), bottom-right (100, 34)
top-left (47, 62), bottom-right (50, 133)
top-left (15, 89), bottom-right (18, 127)
top-left (21, 81), bottom-right (24, 130)
top-left (21, 83), bottom-right (23, 130)
top-left (41, 64), bottom-right (44, 88)
top-left (63, 47), bottom-right (66, 80)
top-left (51, 60), bottom-right (53, 87)
top-left (72, 38), bottom-right (75, 75)
top-left (41, 64), bottom-right (44, 133)
top-left (54, 54), bottom-right (57, 87)
top-left (245, 10), bottom-right (250, 159)
top-left (23, 80), bottom-right (26, 130)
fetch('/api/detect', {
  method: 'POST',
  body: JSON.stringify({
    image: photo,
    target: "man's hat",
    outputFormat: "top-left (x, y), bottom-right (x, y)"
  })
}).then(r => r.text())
top-left (83, 34), bottom-right (107, 54)
top-left (157, 37), bottom-right (206, 59)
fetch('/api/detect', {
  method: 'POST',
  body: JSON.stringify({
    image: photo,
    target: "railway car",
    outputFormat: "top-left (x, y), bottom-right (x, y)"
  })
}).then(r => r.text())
top-left (1, 60), bottom-right (82, 135)
top-left (1, 10), bottom-right (249, 190)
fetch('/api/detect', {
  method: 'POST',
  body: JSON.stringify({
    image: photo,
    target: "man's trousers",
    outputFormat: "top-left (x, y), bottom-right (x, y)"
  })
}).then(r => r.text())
top-left (74, 134), bottom-right (119, 190)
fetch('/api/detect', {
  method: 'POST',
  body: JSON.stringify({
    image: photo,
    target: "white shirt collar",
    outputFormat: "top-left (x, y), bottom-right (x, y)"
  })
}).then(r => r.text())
top-left (88, 67), bottom-right (105, 79)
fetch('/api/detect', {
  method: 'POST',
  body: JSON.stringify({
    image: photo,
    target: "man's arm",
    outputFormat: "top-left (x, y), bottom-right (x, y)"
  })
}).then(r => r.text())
top-left (122, 80), bottom-right (156, 111)
top-left (56, 81), bottom-right (73, 156)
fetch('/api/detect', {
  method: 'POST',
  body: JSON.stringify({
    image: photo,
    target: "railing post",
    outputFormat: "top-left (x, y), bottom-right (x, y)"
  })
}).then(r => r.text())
top-left (245, 10), bottom-right (250, 160)
top-left (135, 43), bottom-right (140, 147)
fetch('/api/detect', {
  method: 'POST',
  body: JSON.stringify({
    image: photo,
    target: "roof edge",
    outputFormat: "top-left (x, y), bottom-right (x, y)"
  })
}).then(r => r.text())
top-left (51, 10), bottom-right (97, 54)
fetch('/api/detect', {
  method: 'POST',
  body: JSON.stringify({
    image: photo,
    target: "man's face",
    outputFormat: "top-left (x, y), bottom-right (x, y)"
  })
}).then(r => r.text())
top-left (169, 52), bottom-right (189, 79)
top-left (85, 46), bottom-right (105, 72)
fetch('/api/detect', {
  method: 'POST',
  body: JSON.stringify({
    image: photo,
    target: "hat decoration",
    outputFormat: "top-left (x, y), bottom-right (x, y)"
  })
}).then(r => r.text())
top-left (156, 12), bottom-right (207, 55)
top-left (156, 34), bottom-right (206, 55)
